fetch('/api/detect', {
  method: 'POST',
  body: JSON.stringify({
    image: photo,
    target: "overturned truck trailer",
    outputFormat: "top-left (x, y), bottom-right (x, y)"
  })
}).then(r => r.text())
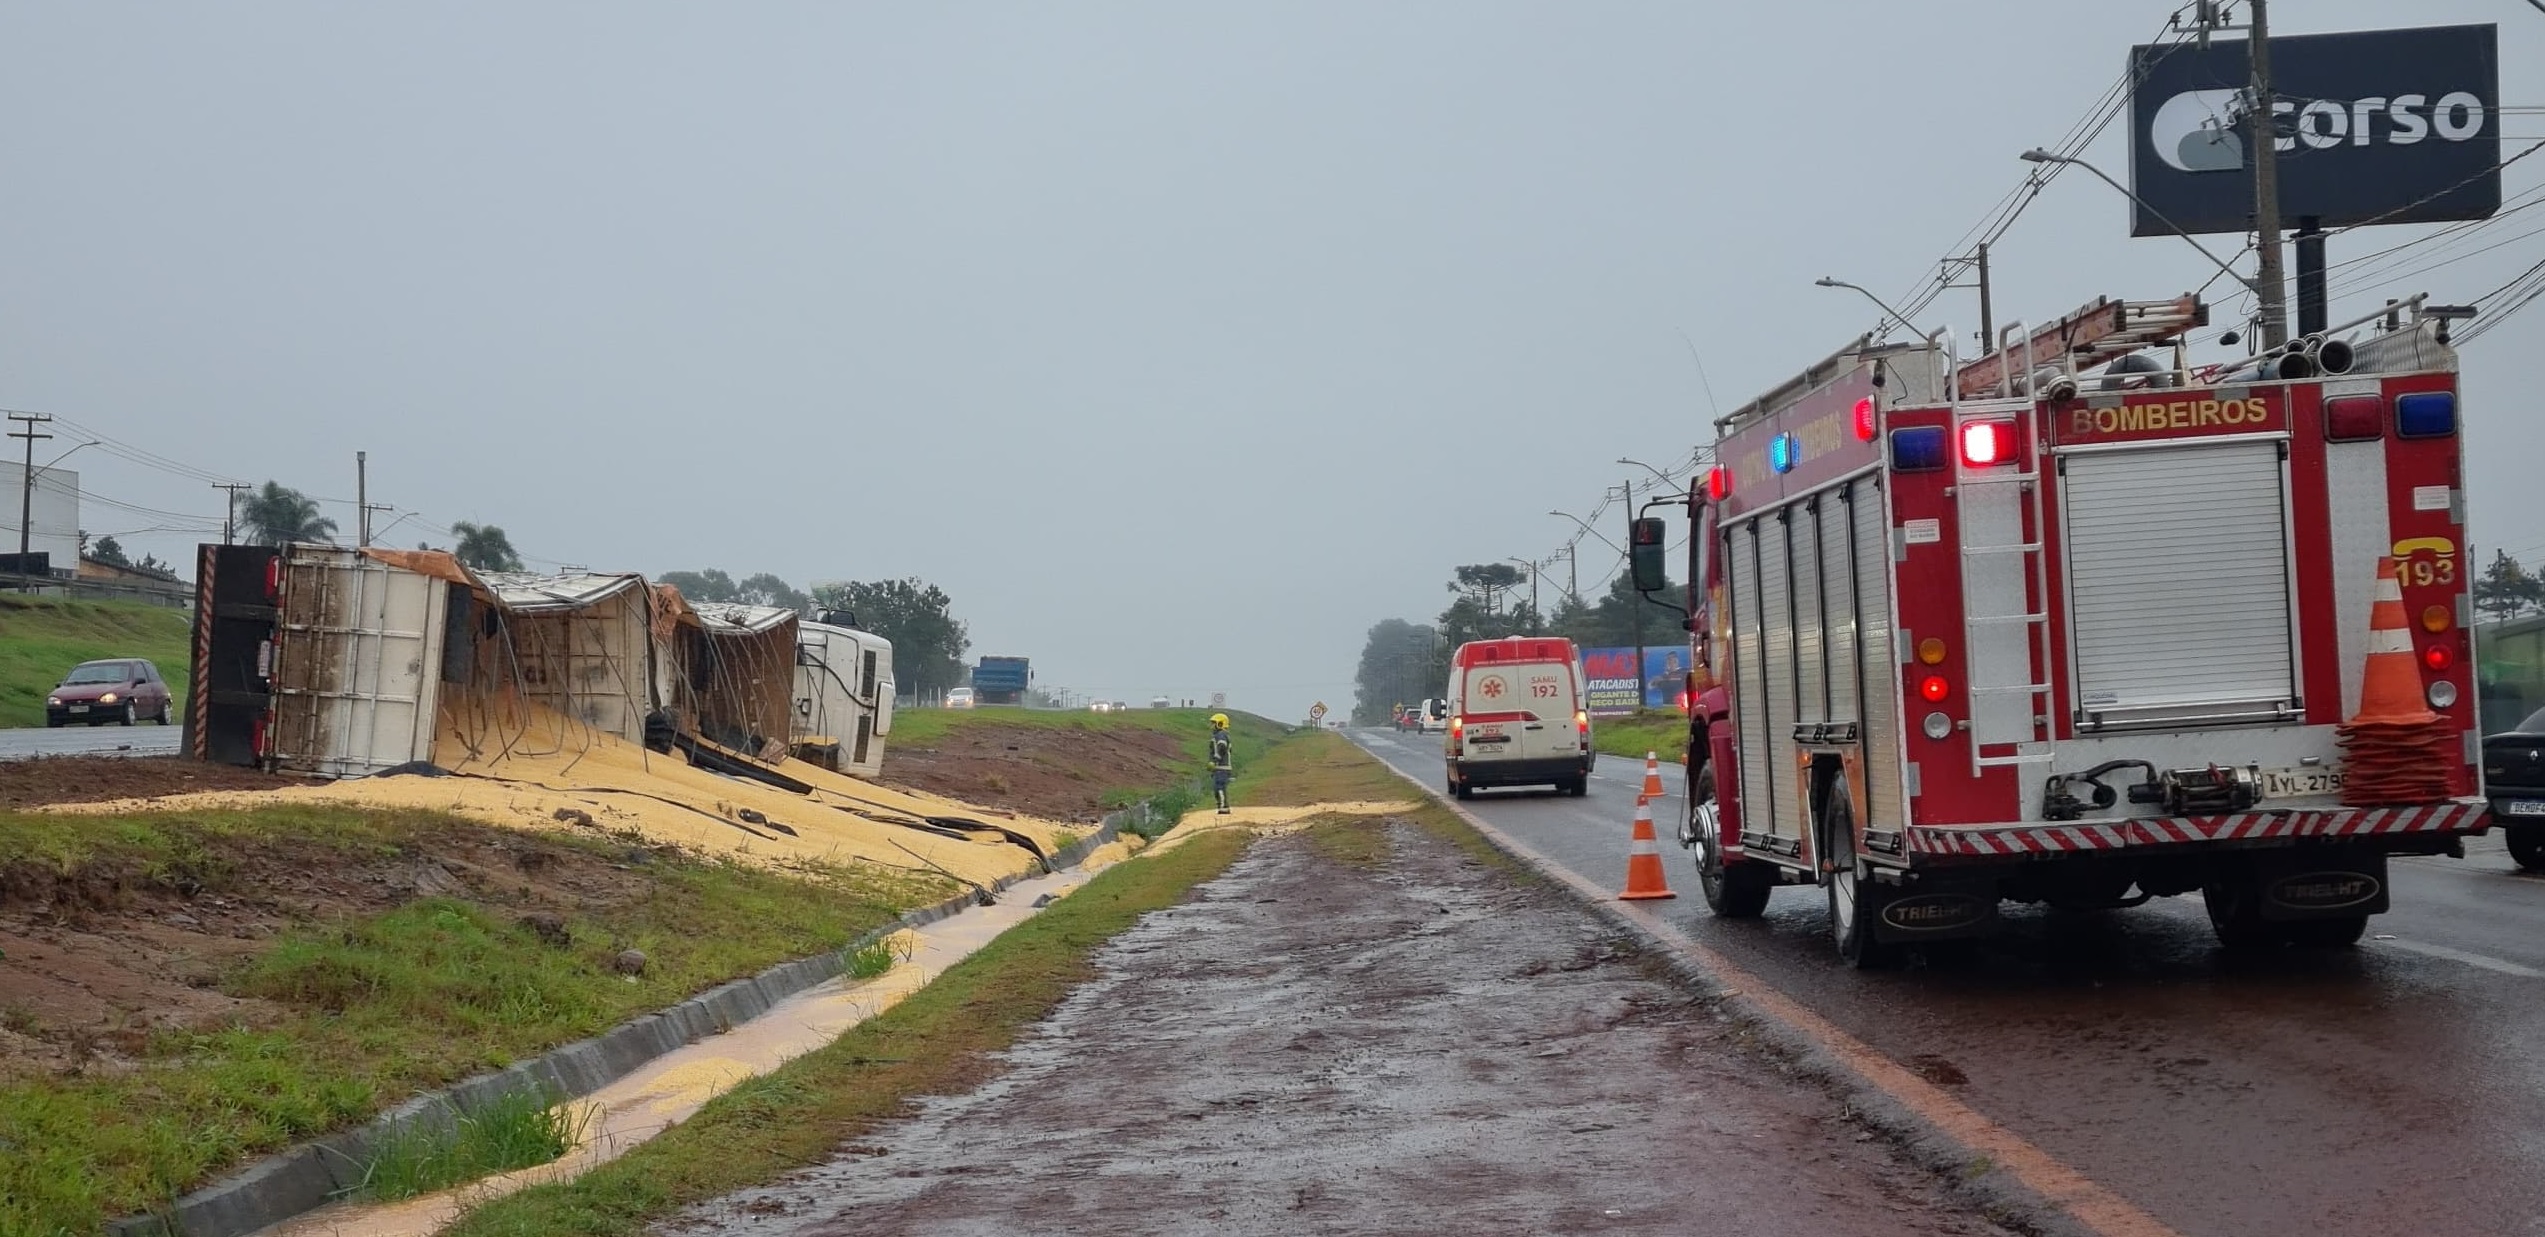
top-left (187, 545), bottom-right (660, 776)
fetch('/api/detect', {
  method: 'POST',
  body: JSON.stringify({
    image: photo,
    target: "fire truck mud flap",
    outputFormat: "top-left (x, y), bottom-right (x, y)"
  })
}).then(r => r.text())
top-left (2240, 848), bottom-right (2390, 922)
top-left (1869, 878), bottom-right (1999, 945)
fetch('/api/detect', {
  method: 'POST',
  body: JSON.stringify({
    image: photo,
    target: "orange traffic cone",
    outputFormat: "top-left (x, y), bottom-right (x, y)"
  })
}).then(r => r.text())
top-left (2341, 556), bottom-right (2455, 805)
top-left (1619, 795), bottom-right (1677, 900)
top-left (1642, 751), bottom-right (1668, 800)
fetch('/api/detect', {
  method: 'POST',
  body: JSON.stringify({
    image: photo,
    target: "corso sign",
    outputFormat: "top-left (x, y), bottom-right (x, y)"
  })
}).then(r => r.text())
top-left (2128, 24), bottom-right (2499, 235)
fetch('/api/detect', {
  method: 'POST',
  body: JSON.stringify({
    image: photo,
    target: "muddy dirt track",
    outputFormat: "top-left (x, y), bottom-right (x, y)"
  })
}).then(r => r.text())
top-left (0, 754), bottom-right (286, 809)
top-left (882, 722), bottom-right (1191, 823)
top-left (666, 821), bottom-right (2011, 1237)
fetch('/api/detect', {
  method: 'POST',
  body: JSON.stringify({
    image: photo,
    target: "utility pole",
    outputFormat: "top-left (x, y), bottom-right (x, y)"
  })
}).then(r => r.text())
top-left (2248, 0), bottom-right (2289, 349)
top-left (213, 482), bottom-right (251, 545)
top-left (1620, 480), bottom-right (1644, 674)
top-left (356, 451), bottom-right (370, 547)
top-left (1975, 243), bottom-right (1994, 353)
top-left (9, 412), bottom-right (54, 591)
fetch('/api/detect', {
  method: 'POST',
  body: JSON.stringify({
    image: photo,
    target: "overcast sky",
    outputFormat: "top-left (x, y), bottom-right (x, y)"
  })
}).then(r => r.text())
top-left (4, 2), bottom-right (2540, 721)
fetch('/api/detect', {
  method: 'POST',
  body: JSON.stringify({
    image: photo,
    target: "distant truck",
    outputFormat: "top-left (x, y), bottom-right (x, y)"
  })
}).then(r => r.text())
top-left (971, 655), bottom-right (1031, 705)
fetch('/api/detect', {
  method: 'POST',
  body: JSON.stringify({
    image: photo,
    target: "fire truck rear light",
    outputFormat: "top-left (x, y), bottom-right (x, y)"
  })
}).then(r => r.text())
top-left (2422, 605), bottom-right (2451, 633)
top-left (1769, 432), bottom-right (1800, 474)
top-left (2428, 680), bottom-right (2459, 709)
top-left (2422, 644), bottom-right (2453, 673)
top-left (2324, 394), bottom-right (2384, 442)
top-left (1706, 467), bottom-right (1733, 501)
top-left (1915, 637), bottom-right (1947, 665)
top-left (1889, 426), bottom-right (1947, 472)
top-left (1921, 711), bottom-right (1951, 739)
top-left (2395, 392), bottom-right (2456, 438)
top-left (1851, 397), bottom-right (1877, 442)
top-left (1959, 421), bottom-right (2017, 467)
top-left (1919, 674), bottom-right (1950, 703)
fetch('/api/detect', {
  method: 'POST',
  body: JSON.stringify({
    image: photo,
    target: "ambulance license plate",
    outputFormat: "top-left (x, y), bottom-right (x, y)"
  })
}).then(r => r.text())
top-left (1469, 733), bottom-right (1509, 746)
top-left (2503, 800), bottom-right (2545, 817)
top-left (2259, 767), bottom-right (2344, 799)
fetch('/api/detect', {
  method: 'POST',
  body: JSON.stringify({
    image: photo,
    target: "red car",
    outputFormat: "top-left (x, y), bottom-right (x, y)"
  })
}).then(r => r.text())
top-left (45, 658), bottom-right (175, 727)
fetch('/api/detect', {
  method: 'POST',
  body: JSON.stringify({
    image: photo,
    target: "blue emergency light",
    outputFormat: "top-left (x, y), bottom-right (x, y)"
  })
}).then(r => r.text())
top-left (1888, 425), bottom-right (1948, 472)
top-left (2395, 391), bottom-right (2457, 438)
top-left (1769, 432), bottom-right (1799, 474)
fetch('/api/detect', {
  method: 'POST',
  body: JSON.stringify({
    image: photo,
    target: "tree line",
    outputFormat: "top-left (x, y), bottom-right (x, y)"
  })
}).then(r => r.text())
top-left (1351, 561), bottom-right (1677, 724)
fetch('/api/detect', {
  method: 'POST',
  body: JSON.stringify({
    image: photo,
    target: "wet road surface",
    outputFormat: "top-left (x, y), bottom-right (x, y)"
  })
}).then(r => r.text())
top-left (667, 821), bottom-right (2011, 1236)
top-left (1352, 728), bottom-right (2545, 1237)
top-left (0, 724), bottom-right (181, 761)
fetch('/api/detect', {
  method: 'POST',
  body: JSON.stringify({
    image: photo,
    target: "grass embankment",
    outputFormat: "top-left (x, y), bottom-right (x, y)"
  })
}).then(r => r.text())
top-left (0, 806), bottom-right (947, 1236)
top-left (0, 595), bottom-right (193, 728)
top-left (1593, 709), bottom-right (1689, 763)
top-left (896, 705), bottom-right (1288, 839)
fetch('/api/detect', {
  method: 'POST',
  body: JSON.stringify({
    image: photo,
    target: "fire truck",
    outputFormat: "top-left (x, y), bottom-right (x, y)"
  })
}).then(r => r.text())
top-left (1648, 293), bottom-right (2488, 965)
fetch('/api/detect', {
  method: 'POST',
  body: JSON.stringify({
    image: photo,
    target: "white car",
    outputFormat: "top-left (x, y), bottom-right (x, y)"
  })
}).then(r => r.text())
top-left (945, 688), bottom-right (977, 709)
top-left (1090, 700), bottom-right (1113, 713)
top-left (1417, 698), bottom-right (1449, 735)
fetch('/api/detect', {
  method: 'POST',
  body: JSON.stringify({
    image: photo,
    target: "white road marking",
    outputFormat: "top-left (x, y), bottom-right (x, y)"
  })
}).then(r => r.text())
top-left (2372, 937), bottom-right (2545, 979)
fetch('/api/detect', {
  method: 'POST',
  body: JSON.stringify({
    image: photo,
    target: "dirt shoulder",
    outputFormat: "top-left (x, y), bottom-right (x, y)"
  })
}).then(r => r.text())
top-left (0, 754), bottom-right (290, 810)
top-left (879, 709), bottom-right (1280, 821)
top-left (668, 814), bottom-right (2011, 1236)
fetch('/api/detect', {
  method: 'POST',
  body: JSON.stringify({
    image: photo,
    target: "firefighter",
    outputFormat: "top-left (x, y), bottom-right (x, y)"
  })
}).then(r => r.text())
top-left (1208, 713), bottom-right (1234, 813)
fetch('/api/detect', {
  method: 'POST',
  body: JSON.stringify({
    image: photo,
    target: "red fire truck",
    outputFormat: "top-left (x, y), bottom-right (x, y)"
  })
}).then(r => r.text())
top-left (1649, 294), bottom-right (2489, 965)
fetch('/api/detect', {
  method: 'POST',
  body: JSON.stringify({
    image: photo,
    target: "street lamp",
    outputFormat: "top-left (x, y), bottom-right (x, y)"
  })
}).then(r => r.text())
top-left (1548, 509), bottom-right (1623, 555)
top-left (1504, 556), bottom-right (1540, 628)
top-left (1812, 277), bottom-right (1920, 338)
top-left (1616, 457), bottom-right (1682, 492)
top-left (2017, 148), bottom-right (2259, 309)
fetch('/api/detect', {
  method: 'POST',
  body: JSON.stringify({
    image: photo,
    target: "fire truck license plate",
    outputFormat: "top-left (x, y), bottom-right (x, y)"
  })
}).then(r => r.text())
top-left (2259, 767), bottom-right (2345, 799)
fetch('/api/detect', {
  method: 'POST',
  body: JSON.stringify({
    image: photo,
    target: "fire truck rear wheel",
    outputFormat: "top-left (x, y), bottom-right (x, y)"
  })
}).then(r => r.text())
top-left (1821, 784), bottom-right (1892, 968)
top-left (2507, 826), bottom-right (2545, 872)
top-left (2201, 871), bottom-right (2279, 950)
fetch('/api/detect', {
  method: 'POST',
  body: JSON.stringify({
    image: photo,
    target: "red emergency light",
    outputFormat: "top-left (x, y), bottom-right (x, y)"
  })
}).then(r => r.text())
top-left (1706, 466), bottom-right (1732, 502)
top-left (1852, 396), bottom-right (1877, 442)
top-left (1959, 421), bottom-right (2018, 467)
top-left (2424, 644), bottom-right (2454, 673)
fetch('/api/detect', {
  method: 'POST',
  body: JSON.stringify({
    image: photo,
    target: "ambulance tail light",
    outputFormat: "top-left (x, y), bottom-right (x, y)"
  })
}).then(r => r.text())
top-left (1959, 421), bottom-right (2018, 467)
top-left (1851, 396), bottom-right (1877, 442)
top-left (2396, 391), bottom-right (2457, 439)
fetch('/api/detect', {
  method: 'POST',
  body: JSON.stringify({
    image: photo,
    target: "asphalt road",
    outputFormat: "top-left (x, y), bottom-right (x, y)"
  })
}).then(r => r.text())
top-left (1351, 727), bottom-right (2545, 1237)
top-left (0, 724), bottom-right (182, 761)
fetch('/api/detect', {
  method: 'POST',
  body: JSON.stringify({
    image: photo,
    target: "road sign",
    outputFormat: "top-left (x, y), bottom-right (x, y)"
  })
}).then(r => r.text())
top-left (1211, 692), bottom-right (1226, 708)
top-left (1309, 702), bottom-right (1327, 722)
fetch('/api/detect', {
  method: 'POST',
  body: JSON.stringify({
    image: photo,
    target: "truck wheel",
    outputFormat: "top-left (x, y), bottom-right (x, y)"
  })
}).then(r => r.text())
top-left (2284, 916), bottom-right (2368, 948)
top-left (2201, 873), bottom-right (2280, 950)
top-left (2508, 826), bottom-right (2545, 873)
top-left (1821, 784), bottom-right (1892, 968)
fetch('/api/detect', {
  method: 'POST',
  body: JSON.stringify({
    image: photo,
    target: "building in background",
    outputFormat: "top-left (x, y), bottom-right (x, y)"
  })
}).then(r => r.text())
top-left (0, 463), bottom-right (81, 580)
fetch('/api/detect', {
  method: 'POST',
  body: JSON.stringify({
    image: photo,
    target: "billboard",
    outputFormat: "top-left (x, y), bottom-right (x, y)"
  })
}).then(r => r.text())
top-left (2127, 24), bottom-right (2498, 236)
top-left (1579, 647), bottom-right (1641, 717)
top-left (1642, 646), bottom-right (1690, 712)
top-left (0, 464), bottom-right (80, 576)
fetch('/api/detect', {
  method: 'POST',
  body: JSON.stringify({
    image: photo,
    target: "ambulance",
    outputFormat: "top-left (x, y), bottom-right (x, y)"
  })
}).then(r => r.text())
top-left (1652, 294), bottom-right (2489, 965)
top-left (1443, 636), bottom-right (1595, 798)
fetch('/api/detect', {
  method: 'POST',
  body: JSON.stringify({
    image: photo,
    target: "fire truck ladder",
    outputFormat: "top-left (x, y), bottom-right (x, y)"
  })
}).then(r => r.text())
top-left (1952, 322), bottom-right (2056, 775)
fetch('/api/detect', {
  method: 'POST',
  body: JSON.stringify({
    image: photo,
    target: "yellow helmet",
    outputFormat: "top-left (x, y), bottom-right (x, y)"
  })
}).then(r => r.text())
top-left (1210, 712), bottom-right (1230, 728)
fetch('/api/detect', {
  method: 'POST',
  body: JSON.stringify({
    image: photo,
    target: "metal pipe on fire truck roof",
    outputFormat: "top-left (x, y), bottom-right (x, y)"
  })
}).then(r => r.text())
top-left (1811, 277), bottom-right (1918, 340)
top-left (2018, 149), bottom-right (2260, 305)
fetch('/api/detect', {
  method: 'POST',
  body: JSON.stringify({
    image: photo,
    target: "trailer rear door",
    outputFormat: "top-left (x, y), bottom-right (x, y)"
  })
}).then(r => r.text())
top-left (2057, 438), bottom-right (2300, 730)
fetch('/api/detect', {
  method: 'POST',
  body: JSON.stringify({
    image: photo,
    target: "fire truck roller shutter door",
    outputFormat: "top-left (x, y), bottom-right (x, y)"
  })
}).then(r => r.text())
top-left (1851, 479), bottom-right (1902, 828)
top-left (2060, 440), bottom-right (2299, 726)
top-left (1794, 499), bottom-right (1828, 732)
top-left (1731, 519), bottom-right (1775, 847)
top-left (1763, 511), bottom-right (1805, 843)
top-left (1820, 489), bottom-right (1860, 731)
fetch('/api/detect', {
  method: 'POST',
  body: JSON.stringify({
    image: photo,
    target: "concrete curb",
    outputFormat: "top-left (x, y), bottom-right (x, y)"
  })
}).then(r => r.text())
top-left (110, 812), bottom-right (1128, 1237)
top-left (1357, 744), bottom-right (2093, 1237)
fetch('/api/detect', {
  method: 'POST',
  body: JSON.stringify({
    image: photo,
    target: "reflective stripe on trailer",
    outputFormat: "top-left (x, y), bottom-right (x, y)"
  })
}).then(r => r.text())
top-left (1903, 799), bottom-right (2491, 856)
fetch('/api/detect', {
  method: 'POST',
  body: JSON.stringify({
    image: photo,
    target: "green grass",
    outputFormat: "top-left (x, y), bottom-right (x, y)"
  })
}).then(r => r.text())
top-left (0, 805), bottom-right (950, 1236)
top-left (0, 594), bottom-right (193, 728)
top-left (356, 1084), bottom-right (587, 1202)
top-left (1592, 709), bottom-right (1690, 763)
top-left (441, 822), bottom-right (1258, 1237)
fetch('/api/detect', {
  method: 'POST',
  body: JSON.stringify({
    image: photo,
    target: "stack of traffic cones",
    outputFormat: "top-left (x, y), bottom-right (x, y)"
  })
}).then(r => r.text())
top-left (1642, 752), bottom-right (1668, 800)
top-left (2340, 556), bottom-right (2456, 805)
top-left (1619, 795), bottom-right (1677, 900)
